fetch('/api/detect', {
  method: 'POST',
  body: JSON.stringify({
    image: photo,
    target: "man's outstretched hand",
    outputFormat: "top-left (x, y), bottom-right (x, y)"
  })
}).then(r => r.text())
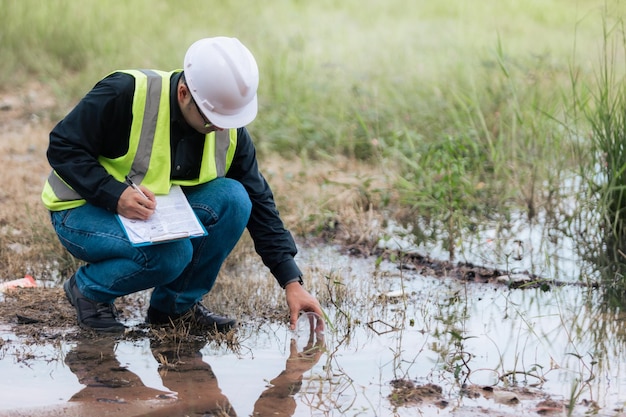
top-left (285, 281), bottom-right (325, 332)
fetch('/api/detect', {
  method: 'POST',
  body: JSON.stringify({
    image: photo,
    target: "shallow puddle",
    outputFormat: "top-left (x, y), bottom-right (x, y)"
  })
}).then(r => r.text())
top-left (1, 243), bottom-right (625, 416)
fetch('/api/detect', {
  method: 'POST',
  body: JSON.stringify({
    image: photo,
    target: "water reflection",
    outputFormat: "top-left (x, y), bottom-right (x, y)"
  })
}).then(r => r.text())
top-left (7, 245), bottom-right (626, 416)
top-left (64, 337), bottom-right (170, 403)
top-left (63, 327), bottom-right (325, 417)
top-left (584, 286), bottom-right (626, 367)
top-left (148, 338), bottom-right (236, 416)
top-left (253, 333), bottom-right (325, 416)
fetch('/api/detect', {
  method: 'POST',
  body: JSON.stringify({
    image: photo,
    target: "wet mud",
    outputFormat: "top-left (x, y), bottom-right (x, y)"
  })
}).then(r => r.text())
top-left (0, 287), bottom-right (326, 417)
top-left (0, 255), bottom-right (579, 417)
top-left (0, 85), bottom-right (615, 416)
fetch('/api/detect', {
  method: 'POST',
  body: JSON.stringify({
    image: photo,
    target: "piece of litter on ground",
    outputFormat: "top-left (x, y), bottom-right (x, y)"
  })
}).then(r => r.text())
top-left (0, 275), bottom-right (37, 293)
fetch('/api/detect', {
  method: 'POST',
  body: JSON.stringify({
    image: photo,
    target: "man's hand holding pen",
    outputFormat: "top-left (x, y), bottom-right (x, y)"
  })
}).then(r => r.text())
top-left (118, 176), bottom-right (157, 220)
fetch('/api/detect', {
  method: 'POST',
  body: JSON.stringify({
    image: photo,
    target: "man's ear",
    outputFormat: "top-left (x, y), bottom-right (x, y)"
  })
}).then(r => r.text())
top-left (177, 82), bottom-right (190, 105)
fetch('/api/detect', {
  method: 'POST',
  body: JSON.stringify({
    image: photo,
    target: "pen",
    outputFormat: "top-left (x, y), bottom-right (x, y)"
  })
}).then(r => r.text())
top-left (125, 175), bottom-right (149, 200)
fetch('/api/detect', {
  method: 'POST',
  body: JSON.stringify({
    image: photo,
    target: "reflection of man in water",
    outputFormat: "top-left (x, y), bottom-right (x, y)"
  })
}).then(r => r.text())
top-left (64, 332), bottom-right (324, 417)
top-left (252, 337), bottom-right (325, 417)
top-left (64, 337), bottom-right (170, 404)
top-left (149, 338), bottom-right (236, 416)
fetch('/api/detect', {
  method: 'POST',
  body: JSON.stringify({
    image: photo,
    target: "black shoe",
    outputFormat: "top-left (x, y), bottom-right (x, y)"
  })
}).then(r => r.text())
top-left (63, 275), bottom-right (126, 333)
top-left (146, 303), bottom-right (237, 333)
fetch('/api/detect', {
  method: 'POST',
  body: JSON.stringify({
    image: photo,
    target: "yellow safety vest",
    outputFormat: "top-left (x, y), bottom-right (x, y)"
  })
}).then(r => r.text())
top-left (42, 69), bottom-right (237, 211)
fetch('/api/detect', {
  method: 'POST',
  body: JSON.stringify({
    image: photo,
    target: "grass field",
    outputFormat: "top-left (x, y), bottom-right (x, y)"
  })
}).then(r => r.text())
top-left (4, 4), bottom-right (626, 415)
top-left (1, 0), bottom-right (626, 282)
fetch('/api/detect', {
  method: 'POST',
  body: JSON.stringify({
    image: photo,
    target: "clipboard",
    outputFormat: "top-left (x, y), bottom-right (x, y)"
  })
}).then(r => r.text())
top-left (116, 185), bottom-right (207, 246)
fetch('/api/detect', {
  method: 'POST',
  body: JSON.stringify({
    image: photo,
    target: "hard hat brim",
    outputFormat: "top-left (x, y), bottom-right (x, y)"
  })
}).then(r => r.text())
top-left (199, 94), bottom-right (258, 129)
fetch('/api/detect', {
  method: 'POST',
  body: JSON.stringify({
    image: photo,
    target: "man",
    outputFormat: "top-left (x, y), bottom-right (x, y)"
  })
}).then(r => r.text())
top-left (42, 37), bottom-right (324, 333)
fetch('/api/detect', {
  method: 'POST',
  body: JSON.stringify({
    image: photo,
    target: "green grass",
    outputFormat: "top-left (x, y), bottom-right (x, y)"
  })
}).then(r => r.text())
top-left (2, 0), bottom-right (618, 134)
top-left (569, 17), bottom-right (626, 286)
top-left (3, 4), bottom-right (626, 408)
top-left (2, 0), bottom-right (626, 275)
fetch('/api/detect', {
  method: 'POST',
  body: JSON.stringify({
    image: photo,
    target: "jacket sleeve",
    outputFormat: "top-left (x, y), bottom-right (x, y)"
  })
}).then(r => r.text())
top-left (46, 73), bottom-right (134, 212)
top-left (227, 127), bottom-right (303, 287)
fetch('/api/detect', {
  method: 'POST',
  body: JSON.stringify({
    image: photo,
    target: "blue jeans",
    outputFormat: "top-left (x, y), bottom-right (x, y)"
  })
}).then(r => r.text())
top-left (50, 178), bottom-right (252, 315)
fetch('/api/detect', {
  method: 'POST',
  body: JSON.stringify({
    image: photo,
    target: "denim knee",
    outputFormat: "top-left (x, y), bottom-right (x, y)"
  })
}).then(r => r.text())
top-left (225, 179), bottom-right (252, 222)
top-left (186, 178), bottom-right (251, 228)
top-left (143, 239), bottom-right (193, 285)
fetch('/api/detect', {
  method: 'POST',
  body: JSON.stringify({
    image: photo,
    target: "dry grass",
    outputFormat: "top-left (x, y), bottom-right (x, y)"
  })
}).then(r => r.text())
top-left (0, 82), bottom-right (532, 340)
top-left (260, 154), bottom-right (395, 251)
top-left (0, 83), bottom-right (69, 280)
top-left (0, 82), bottom-right (399, 340)
top-left (0, 81), bottom-right (394, 282)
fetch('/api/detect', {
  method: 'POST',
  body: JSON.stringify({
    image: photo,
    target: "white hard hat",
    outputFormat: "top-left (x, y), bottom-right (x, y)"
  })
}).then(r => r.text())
top-left (184, 37), bottom-right (259, 129)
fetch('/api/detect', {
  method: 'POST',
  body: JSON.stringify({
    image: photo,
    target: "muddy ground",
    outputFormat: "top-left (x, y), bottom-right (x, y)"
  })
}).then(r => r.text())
top-left (0, 255), bottom-right (582, 417)
top-left (0, 84), bottom-right (601, 416)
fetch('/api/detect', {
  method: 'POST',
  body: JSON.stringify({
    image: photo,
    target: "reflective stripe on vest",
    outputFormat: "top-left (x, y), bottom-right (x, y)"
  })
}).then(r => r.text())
top-left (127, 69), bottom-right (163, 185)
top-left (42, 69), bottom-right (237, 211)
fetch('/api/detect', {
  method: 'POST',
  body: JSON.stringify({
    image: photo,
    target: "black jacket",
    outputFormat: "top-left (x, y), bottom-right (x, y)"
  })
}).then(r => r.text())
top-left (46, 71), bottom-right (301, 287)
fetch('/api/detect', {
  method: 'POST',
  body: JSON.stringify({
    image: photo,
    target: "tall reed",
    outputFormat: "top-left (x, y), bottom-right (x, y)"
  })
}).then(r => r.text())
top-left (571, 18), bottom-right (626, 288)
top-left (387, 42), bottom-right (568, 260)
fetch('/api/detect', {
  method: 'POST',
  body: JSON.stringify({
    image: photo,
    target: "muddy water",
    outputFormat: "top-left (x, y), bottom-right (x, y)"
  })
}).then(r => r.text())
top-left (1, 242), bottom-right (625, 416)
